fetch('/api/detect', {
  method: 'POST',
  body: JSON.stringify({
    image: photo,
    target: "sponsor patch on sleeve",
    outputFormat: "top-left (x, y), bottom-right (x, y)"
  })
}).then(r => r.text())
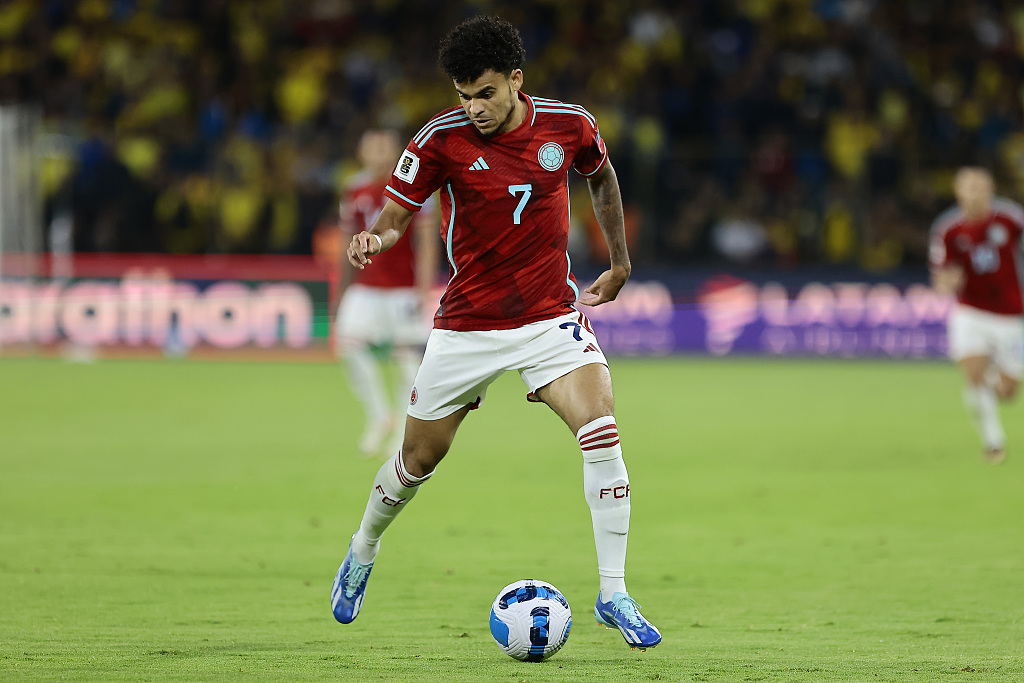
top-left (394, 151), bottom-right (420, 183)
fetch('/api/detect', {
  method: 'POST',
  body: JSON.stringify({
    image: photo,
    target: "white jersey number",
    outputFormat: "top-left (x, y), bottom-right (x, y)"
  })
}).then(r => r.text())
top-left (508, 184), bottom-right (533, 225)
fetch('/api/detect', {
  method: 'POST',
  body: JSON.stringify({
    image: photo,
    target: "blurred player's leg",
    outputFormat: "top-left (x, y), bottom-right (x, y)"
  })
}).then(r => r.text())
top-left (960, 355), bottom-right (1005, 461)
top-left (383, 344), bottom-right (423, 457)
top-left (340, 338), bottom-right (393, 456)
top-left (992, 372), bottom-right (1020, 402)
top-left (337, 286), bottom-right (395, 456)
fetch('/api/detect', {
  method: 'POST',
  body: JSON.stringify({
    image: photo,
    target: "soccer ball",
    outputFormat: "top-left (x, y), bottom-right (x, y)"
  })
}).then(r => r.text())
top-left (488, 579), bottom-right (572, 661)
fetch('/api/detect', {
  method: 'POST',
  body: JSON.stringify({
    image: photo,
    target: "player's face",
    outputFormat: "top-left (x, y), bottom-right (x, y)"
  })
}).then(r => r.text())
top-left (954, 168), bottom-right (994, 218)
top-left (454, 69), bottom-right (523, 138)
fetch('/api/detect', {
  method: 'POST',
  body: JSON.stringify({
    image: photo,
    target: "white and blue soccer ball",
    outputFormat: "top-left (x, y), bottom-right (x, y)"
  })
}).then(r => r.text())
top-left (488, 579), bottom-right (572, 661)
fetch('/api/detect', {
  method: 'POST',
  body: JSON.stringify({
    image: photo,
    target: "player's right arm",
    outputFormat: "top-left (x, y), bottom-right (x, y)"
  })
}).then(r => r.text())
top-left (347, 199), bottom-right (416, 269)
top-left (931, 264), bottom-right (964, 295)
top-left (928, 208), bottom-right (963, 295)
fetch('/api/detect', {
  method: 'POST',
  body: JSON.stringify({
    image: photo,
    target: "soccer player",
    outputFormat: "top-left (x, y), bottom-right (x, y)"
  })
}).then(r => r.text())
top-left (930, 166), bottom-right (1024, 463)
top-left (336, 129), bottom-right (439, 457)
top-left (330, 16), bottom-right (662, 650)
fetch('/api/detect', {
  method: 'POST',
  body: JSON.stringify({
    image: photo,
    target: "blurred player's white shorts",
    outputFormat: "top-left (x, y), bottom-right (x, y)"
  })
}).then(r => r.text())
top-left (407, 310), bottom-right (608, 421)
top-left (948, 303), bottom-right (1024, 378)
top-left (336, 284), bottom-right (430, 348)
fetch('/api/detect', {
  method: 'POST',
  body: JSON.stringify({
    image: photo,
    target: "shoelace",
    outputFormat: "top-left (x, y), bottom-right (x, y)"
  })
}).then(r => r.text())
top-left (344, 562), bottom-right (370, 597)
top-left (613, 595), bottom-right (644, 628)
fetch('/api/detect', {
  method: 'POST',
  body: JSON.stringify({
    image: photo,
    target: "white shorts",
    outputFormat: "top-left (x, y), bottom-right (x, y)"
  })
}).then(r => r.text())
top-left (407, 310), bottom-right (608, 420)
top-left (336, 284), bottom-right (430, 348)
top-left (948, 304), bottom-right (1024, 378)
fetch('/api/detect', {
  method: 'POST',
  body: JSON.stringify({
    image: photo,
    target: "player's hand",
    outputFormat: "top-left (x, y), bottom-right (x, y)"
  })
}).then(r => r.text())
top-left (931, 265), bottom-right (964, 295)
top-left (578, 265), bottom-right (629, 307)
top-left (347, 232), bottom-right (383, 269)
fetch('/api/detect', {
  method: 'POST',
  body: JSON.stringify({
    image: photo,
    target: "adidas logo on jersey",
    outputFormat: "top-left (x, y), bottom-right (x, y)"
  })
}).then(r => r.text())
top-left (468, 156), bottom-right (490, 171)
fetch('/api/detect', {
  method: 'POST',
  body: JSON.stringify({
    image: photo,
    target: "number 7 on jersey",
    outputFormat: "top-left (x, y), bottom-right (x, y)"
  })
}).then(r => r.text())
top-left (508, 184), bottom-right (532, 225)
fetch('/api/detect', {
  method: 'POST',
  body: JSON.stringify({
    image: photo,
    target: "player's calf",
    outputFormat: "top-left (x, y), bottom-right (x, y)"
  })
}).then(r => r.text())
top-left (578, 416), bottom-right (630, 598)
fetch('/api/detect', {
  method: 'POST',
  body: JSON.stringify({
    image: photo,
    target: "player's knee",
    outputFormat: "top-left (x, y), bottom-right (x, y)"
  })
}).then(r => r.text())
top-left (564, 399), bottom-right (615, 436)
top-left (964, 373), bottom-right (987, 389)
top-left (998, 380), bottom-right (1019, 401)
top-left (400, 439), bottom-right (449, 478)
top-left (336, 336), bottom-right (366, 358)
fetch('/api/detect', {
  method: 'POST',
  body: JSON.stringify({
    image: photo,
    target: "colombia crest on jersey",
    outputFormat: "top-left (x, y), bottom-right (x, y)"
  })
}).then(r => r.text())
top-left (385, 92), bottom-right (608, 331)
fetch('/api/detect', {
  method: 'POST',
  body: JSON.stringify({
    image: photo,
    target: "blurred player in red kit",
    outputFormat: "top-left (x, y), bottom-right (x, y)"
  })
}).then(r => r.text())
top-left (336, 130), bottom-right (439, 457)
top-left (330, 16), bottom-right (661, 650)
top-left (930, 167), bottom-right (1024, 463)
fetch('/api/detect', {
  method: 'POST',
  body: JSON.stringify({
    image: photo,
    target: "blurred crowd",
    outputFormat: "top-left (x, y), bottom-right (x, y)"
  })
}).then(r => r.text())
top-left (3, 0), bottom-right (1024, 270)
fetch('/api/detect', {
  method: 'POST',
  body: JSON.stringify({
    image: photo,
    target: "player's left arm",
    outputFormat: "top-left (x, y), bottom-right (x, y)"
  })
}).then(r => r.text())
top-left (580, 161), bottom-right (631, 306)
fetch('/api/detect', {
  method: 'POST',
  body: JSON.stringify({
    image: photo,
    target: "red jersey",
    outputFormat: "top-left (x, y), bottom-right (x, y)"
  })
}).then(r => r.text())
top-left (929, 197), bottom-right (1024, 316)
top-left (342, 173), bottom-right (433, 288)
top-left (384, 92), bottom-right (608, 331)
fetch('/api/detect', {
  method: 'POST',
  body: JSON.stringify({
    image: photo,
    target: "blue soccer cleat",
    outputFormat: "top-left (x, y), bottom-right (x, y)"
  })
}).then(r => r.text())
top-left (331, 537), bottom-right (374, 624)
top-left (594, 591), bottom-right (662, 650)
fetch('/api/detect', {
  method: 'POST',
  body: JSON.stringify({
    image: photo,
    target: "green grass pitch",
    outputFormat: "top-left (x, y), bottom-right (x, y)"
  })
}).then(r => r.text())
top-left (1, 355), bottom-right (1022, 681)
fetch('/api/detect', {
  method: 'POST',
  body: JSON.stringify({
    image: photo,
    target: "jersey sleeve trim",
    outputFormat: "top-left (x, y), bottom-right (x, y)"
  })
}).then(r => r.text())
top-left (576, 152), bottom-right (608, 177)
top-left (384, 185), bottom-right (424, 210)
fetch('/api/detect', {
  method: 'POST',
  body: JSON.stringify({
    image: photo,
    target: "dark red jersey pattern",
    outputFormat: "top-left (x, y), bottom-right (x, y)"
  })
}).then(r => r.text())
top-left (384, 92), bottom-right (608, 331)
top-left (929, 197), bottom-right (1024, 316)
top-left (341, 173), bottom-right (432, 289)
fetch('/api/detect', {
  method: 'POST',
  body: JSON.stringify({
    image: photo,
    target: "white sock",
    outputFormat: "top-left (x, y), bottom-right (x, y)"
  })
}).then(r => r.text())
top-left (341, 340), bottom-right (390, 431)
top-left (964, 385), bottom-right (1005, 450)
top-left (578, 416), bottom-right (629, 599)
top-left (351, 452), bottom-right (432, 564)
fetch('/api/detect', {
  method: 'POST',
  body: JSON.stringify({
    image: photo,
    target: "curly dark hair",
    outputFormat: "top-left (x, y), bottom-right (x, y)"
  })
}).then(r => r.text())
top-left (437, 15), bottom-right (525, 83)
